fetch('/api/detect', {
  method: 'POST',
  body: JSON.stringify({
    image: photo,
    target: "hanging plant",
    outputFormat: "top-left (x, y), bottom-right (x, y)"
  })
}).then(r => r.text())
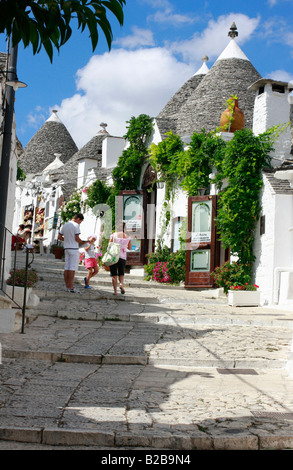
top-left (148, 124), bottom-right (284, 275)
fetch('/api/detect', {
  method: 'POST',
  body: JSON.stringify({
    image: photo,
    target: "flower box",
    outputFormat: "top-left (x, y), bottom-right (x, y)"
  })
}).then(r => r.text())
top-left (228, 289), bottom-right (260, 307)
top-left (6, 286), bottom-right (32, 307)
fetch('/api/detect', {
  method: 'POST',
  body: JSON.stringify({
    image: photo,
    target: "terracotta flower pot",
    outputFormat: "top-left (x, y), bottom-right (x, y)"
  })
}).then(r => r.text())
top-left (220, 99), bottom-right (245, 132)
top-left (53, 247), bottom-right (64, 259)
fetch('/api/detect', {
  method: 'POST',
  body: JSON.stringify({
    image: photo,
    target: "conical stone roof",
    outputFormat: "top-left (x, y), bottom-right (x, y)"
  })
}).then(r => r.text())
top-left (50, 124), bottom-right (111, 199)
top-left (157, 56), bottom-right (210, 125)
top-left (18, 110), bottom-right (78, 175)
top-left (175, 31), bottom-right (261, 136)
top-left (156, 24), bottom-right (261, 139)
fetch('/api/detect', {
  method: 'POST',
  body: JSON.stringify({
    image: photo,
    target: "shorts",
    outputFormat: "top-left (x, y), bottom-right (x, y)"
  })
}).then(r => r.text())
top-left (64, 249), bottom-right (79, 271)
top-left (85, 258), bottom-right (98, 269)
top-left (110, 258), bottom-right (126, 277)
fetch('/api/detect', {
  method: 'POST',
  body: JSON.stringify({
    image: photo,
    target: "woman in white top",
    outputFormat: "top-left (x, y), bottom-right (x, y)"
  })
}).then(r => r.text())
top-left (109, 226), bottom-right (131, 295)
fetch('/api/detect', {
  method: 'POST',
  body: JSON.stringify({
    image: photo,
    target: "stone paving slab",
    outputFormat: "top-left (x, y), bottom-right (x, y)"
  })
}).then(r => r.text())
top-left (1, 315), bottom-right (292, 368)
top-left (1, 358), bottom-right (293, 449)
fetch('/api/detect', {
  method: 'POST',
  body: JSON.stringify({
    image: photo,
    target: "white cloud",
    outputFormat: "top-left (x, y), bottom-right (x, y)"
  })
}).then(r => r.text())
top-left (114, 26), bottom-right (155, 49)
top-left (52, 13), bottom-right (262, 149)
top-left (55, 48), bottom-right (194, 148)
top-left (19, 106), bottom-right (48, 141)
top-left (167, 13), bottom-right (260, 62)
top-left (149, 8), bottom-right (197, 26)
top-left (143, 0), bottom-right (198, 26)
top-left (268, 69), bottom-right (293, 82)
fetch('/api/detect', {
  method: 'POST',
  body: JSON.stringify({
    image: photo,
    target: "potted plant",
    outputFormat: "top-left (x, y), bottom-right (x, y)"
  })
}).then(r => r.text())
top-left (6, 268), bottom-right (39, 305)
top-left (211, 261), bottom-right (260, 307)
top-left (228, 283), bottom-right (260, 307)
top-left (50, 242), bottom-right (64, 259)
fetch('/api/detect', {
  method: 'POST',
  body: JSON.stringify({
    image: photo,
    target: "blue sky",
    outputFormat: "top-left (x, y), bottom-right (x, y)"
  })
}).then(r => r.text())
top-left (1, 0), bottom-right (293, 149)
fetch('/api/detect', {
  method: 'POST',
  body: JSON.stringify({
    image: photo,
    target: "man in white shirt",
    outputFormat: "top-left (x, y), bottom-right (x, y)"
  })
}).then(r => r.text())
top-left (58, 213), bottom-right (87, 293)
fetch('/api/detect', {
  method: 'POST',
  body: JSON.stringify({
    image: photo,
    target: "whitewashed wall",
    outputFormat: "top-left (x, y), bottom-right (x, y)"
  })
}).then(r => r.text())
top-left (254, 175), bottom-right (293, 306)
top-left (78, 159), bottom-right (98, 188)
top-left (102, 137), bottom-right (125, 168)
top-left (252, 83), bottom-right (291, 166)
top-left (253, 175), bottom-right (276, 305)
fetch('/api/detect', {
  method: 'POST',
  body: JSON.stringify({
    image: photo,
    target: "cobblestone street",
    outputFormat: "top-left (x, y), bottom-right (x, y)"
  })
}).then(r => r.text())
top-left (1, 254), bottom-right (293, 451)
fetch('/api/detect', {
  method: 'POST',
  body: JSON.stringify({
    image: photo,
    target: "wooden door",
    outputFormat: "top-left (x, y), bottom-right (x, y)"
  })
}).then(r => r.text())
top-left (185, 195), bottom-right (219, 288)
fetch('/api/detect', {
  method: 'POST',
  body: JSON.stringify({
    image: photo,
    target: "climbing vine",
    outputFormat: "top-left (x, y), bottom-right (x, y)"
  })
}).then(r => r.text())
top-left (149, 130), bottom-right (184, 202)
top-left (176, 129), bottom-right (226, 196)
top-left (74, 114), bottom-right (154, 229)
top-left (112, 114), bottom-right (153, 191)
top-left (215, 128), bottom-right (274, 265)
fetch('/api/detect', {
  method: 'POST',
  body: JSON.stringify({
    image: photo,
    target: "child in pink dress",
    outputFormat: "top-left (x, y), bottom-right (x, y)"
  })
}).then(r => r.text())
top-left (84, 235), bottom-right (99, 289)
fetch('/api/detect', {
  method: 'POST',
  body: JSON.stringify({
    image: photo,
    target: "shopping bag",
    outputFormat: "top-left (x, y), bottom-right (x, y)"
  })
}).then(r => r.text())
top-left (102, 242), bottom-right (121, 267)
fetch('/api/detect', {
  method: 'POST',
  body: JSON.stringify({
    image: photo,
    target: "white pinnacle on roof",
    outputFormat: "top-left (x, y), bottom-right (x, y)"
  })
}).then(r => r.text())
top-left (46, 109), bottom-right (63, 123)
top-left (194, 55), bottom-right (209, 76)
top-left (216, 38), bottom-right (249, 62)
top-left (43, 153), bottom-right (64, 174)
top-left (216, 22), bottom-right (249, 62)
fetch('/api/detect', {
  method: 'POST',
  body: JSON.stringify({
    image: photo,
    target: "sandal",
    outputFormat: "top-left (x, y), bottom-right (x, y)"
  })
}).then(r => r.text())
top-left (120, 285), bottom-right (125, 294)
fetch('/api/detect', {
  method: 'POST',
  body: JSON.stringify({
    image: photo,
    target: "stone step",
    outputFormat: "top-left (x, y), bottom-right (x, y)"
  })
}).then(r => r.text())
top-left (0, 308), bottom-right (26, 333)
top-left (0, 295), bottom-right (13, 309)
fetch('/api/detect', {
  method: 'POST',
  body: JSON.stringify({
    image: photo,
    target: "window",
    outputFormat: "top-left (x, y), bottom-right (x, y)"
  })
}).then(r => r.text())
top-left (272, 83), bottom-right (285, 94)
top-left (171, 217), bottom-right (183, 252)
top-left (191, 201), bottom-right (212, 243)
top-left (260, 215), bottom-right (265, 236)
top-left (258, 86), bottom-right (265, 95)
top-left (123, 194), bottom-right (143, 229)
top-left (190, 250), bottom-right (210, 272)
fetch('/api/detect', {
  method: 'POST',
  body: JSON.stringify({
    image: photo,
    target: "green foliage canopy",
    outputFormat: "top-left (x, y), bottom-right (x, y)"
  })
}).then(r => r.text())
top-left (0, 0), bottom-right (126, 61)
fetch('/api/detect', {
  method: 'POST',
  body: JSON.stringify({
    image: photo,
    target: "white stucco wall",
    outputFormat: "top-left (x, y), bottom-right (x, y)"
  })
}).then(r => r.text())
top-left (252, 84), bottom-right (291, 166)
top-left (77, 159), bottom-right (98, 189)
top-left (102, 136), bottom-right (125, 168)
top-left (254, 174), bottom-right (293, 305)
top-left (0, 106), bottom-right (18, 281)
top-left (151, 121), bottom-right (165, 146)
top-left (254, 176), bottom-right (275, 304)
top-left (273, 194), bottom-right (293, 305)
